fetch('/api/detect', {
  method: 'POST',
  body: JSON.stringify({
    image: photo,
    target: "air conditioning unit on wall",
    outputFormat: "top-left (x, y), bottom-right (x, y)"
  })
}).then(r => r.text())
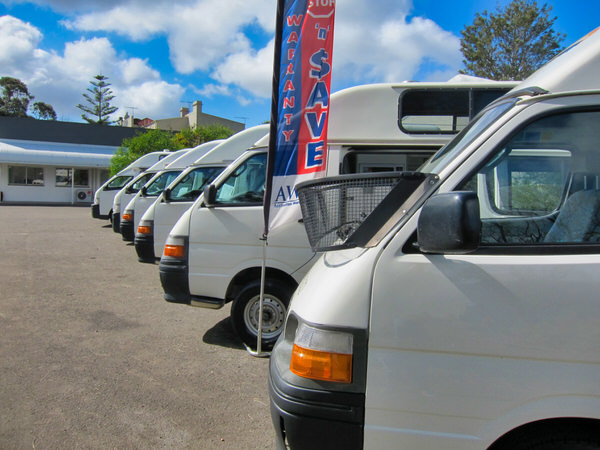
top-left (75, 189), bottom-right (93, 203)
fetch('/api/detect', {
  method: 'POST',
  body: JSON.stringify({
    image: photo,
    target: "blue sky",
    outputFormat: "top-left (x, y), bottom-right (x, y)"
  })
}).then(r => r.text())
top-left (0, 0), bottom-right (597, 127)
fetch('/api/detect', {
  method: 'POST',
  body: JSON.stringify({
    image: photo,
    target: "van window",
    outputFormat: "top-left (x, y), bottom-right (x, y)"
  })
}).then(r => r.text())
top-left (399, 88), bottom-right (510, 134)
top-left (129, 173), bottom-right (154, 193)
top-left (456, 109), bottom-right (600, 246)
top-left (340, 148), bottom-right (436, 174)
top-left (169, 166), bottom-right (224, 201)
top-left (106, 175), bottom-right (133, 190)
top-left (215, 153), bottom-right (267, 204)
top-left (145, 170), bottom-right (182, 196)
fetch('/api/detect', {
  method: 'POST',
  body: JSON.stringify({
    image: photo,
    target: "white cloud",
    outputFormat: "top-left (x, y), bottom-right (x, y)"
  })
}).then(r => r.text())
top-left (0, 16), bottom-right (184, 122)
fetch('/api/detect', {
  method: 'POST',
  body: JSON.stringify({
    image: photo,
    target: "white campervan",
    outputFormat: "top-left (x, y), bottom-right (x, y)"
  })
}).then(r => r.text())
top-left (110, 148), bottom-right (193, 233)
top-left (268, 29), bottom-right (600, 449)
top-left (119, 141), bottom-right (223, 241)
top-left (134, 125), bottom-right (270, 262)
top-left (91, 150), bottom-right (171, 221)
top-left (159, 81), bottom-right (515, 349)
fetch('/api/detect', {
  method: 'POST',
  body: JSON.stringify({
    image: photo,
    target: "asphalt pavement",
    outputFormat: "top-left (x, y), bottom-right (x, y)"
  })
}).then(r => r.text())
top-left (0, 205), bottom-right (274, 449)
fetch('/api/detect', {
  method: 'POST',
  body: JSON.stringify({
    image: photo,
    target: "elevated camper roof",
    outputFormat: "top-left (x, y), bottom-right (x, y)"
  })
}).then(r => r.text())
top-left (194, 124), bottom-right (270, 166)
top-left (165, 140), bottom-right (225, 170)
top-left (251, 80), bottom-right (517, 149)
top-left (146, 148), bottom-right (190, 171)
top-left (512, 27), bottom-right (600, 95)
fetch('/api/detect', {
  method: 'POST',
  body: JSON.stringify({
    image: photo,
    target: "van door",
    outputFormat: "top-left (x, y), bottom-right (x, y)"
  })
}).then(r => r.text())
top-left (366, 105), bottom-right (600, 448)
top-left (187, 151), bottom-right (313, 303)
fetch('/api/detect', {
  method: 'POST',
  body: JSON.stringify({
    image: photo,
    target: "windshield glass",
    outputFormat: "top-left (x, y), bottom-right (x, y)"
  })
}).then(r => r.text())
top-left (169, 166), bottom-right (224, 201)
top-left (215, 153), bottom-right (267, 204)
top-left (129, 173), bottom-right (153, 192)
top-left (106, 175), bottom-right (133, 189)
top-left (420, 98), bottom-right (518, 174)
top-left (145, 170), bottom-right (182, 196)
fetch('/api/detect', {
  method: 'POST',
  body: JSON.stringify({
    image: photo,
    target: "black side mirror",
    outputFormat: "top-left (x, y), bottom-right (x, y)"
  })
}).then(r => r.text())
top-left (417, 191), bottom-right (481, 254)
top-left (163, 188), bottom-right (171, 202)
top-left (203, 185), bottom-right (217, 207)
top-left (141, 186), bottom-right (147, 197)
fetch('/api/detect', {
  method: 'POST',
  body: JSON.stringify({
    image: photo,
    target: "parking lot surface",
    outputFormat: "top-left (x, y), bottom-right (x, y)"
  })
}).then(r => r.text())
top-left (0, 205), bottom-right (273, 449)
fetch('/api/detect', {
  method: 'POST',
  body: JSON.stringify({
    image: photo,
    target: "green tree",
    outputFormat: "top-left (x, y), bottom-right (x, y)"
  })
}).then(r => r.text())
top-left (110, 125), bottom-right (235, 175)
top-left (0, 77), bottom-right (33, 117)
top-left (173, 124), bottom-right (234, 148)
top-left (0, 76), bottom-right (57, 119)
top-left (110, 129), bottom-right (177, 175)
top-left (32, 101), bottom-right (57, 120)
top-left (460, 0), bottom-right (565, 80)
top-left (77, 74), bottom-right (118, 125)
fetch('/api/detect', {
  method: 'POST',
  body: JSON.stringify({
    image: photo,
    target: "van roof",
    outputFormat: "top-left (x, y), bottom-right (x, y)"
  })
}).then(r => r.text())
top-left (513, 27), bottom-right (600, 95)
top-left (165, 140), bottom-right (225, 169)
top-left (195, 124), bottom-right (270, 165)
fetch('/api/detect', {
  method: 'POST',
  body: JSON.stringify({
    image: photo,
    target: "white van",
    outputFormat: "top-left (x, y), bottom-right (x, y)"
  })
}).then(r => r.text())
top-left (268, 29), bottom-right (600, 449)
top-left (119, 140), bottom-right (224, 241)
top-left (159, 81), bottom-right (515, 349)
top-left (91, 150), bottom-right (171, 220)
top-left (134, 125), bottom-right (270, 262)
top-left (110, 148), bottom-right (192, 233)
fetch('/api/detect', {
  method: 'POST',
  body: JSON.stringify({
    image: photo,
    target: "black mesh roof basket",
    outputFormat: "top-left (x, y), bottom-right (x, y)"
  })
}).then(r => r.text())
top-left (297, 171), bottom-right (436, 252)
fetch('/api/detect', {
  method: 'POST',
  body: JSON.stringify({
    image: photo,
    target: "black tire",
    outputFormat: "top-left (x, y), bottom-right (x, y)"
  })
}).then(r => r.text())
top-left (491, 420), bottom-right (600, 450)
top-left (230, 279), bottom-right (295, 351)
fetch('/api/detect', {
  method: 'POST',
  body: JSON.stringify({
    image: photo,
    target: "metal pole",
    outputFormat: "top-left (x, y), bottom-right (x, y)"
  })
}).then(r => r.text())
top-left (246, 237), bottom-right (270, 357)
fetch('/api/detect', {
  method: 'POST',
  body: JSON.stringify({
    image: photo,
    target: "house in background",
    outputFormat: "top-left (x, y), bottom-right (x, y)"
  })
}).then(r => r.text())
top-left (118, 100), bottom-right (245, 133)
top-left (0, 100), bottom-right (244, 205)
top-left (0, 116), bottom-right (144, 205)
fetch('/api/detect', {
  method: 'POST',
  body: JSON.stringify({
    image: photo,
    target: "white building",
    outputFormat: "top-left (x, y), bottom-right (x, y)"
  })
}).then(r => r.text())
top-left (0, 116), bottom-right (144, 205)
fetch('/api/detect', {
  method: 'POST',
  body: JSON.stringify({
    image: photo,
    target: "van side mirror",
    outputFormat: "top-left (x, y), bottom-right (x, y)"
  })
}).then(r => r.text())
top-left (417, 191), bottom-right (481, 254)
top-left (141, 186), bottom-right (147, 197)
top-left (203, 184), bottom-right (217, 207)
top-left (163, 188), bottom-right (171, 202)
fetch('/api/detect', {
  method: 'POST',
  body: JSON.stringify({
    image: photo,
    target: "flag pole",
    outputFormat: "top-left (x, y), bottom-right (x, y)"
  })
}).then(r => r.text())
top-left (246, 0), bottom-right (285, 357)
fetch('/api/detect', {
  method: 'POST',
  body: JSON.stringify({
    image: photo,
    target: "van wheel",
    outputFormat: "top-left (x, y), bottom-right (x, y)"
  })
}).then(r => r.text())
top-left (491, 421), bottom-right (600, 450)
top-left (230, 279), bottom-right (294, 351)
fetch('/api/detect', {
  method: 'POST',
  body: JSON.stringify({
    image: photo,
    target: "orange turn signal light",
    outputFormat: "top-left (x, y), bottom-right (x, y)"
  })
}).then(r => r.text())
top-left (137, 225), bottom-right (151, 235)
top-left (290, 344), bottom-right (352, 383)
top-left (163, 244), bottom-right (185, 258)
top-left (122, 213), bottom-right (133, 221)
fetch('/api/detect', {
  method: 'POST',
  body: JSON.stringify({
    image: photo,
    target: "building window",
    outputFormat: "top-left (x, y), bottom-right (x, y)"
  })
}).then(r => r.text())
top-left (8, 166), bottom-right (44, 186)
top-left (55, 168), bottom-right (90, 187)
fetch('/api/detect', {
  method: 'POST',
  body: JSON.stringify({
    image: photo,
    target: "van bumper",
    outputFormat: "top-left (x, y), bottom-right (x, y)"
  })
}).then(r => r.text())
top-left (159, 258), bottom-right (191, 303)
top-left (120, 220), bottom-right (135, 242)
top-left (91, 203), bottom-right (100, 219)
top-left (112, 212), bottom-right (121, 233)
top-left (134, 233), bottom-right (156, 263)
top-left (268, 348), bottom-right (364, 450)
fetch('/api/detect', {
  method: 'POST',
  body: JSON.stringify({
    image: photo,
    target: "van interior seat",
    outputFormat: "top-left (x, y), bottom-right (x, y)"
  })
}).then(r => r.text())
top-left (544, 189), bottom-right (600, 243)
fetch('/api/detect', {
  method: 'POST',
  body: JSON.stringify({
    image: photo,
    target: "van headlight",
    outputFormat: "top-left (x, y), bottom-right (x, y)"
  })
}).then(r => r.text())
top-left (291, 323), bottom-right (353, 383)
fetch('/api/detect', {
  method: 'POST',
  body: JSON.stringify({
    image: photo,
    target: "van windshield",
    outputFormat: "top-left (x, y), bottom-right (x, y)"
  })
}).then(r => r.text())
top-left (420, 97), bottom-right (519, 175)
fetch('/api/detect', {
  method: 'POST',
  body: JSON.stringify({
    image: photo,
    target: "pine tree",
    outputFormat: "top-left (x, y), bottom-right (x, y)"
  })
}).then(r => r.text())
top-left (77, 74), bottom-right (118, 125)
top-left (460, 0), bottom-right (565, 80)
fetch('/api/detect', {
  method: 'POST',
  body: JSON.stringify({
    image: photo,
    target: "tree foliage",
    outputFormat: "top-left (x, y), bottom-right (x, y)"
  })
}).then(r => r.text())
top-left (77, 74), bottom-right (118, 125)
top-left (0, 76), bottom-right (57, 120)
top-left (172, 124), bottom-right (234, 148)
top-left (460, 0), bottom-right (565, 80)
top-left (110, 125), bottom-right (235, 175)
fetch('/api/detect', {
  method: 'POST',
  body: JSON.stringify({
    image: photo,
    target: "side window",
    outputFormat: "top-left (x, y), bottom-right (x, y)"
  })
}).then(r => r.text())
top-left (456, 109), bottom-right (600, 246)
top-left (215, 153), bottom-right (267, 205)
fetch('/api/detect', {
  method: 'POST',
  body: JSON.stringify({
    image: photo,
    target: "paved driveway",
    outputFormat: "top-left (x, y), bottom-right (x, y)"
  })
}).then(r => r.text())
top-left (0, 205), bottom-right (273, 449)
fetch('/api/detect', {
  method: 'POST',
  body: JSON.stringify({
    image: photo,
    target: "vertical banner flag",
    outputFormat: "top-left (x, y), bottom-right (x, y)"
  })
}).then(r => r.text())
top-left (264, 0), bottom-right (335, 236)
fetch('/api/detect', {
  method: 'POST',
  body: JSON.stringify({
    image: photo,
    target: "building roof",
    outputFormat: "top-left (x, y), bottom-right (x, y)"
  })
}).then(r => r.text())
top-left (0, 116), bottom-right (145, 146)
top-left (0, 139), bottom-right (115, 168)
